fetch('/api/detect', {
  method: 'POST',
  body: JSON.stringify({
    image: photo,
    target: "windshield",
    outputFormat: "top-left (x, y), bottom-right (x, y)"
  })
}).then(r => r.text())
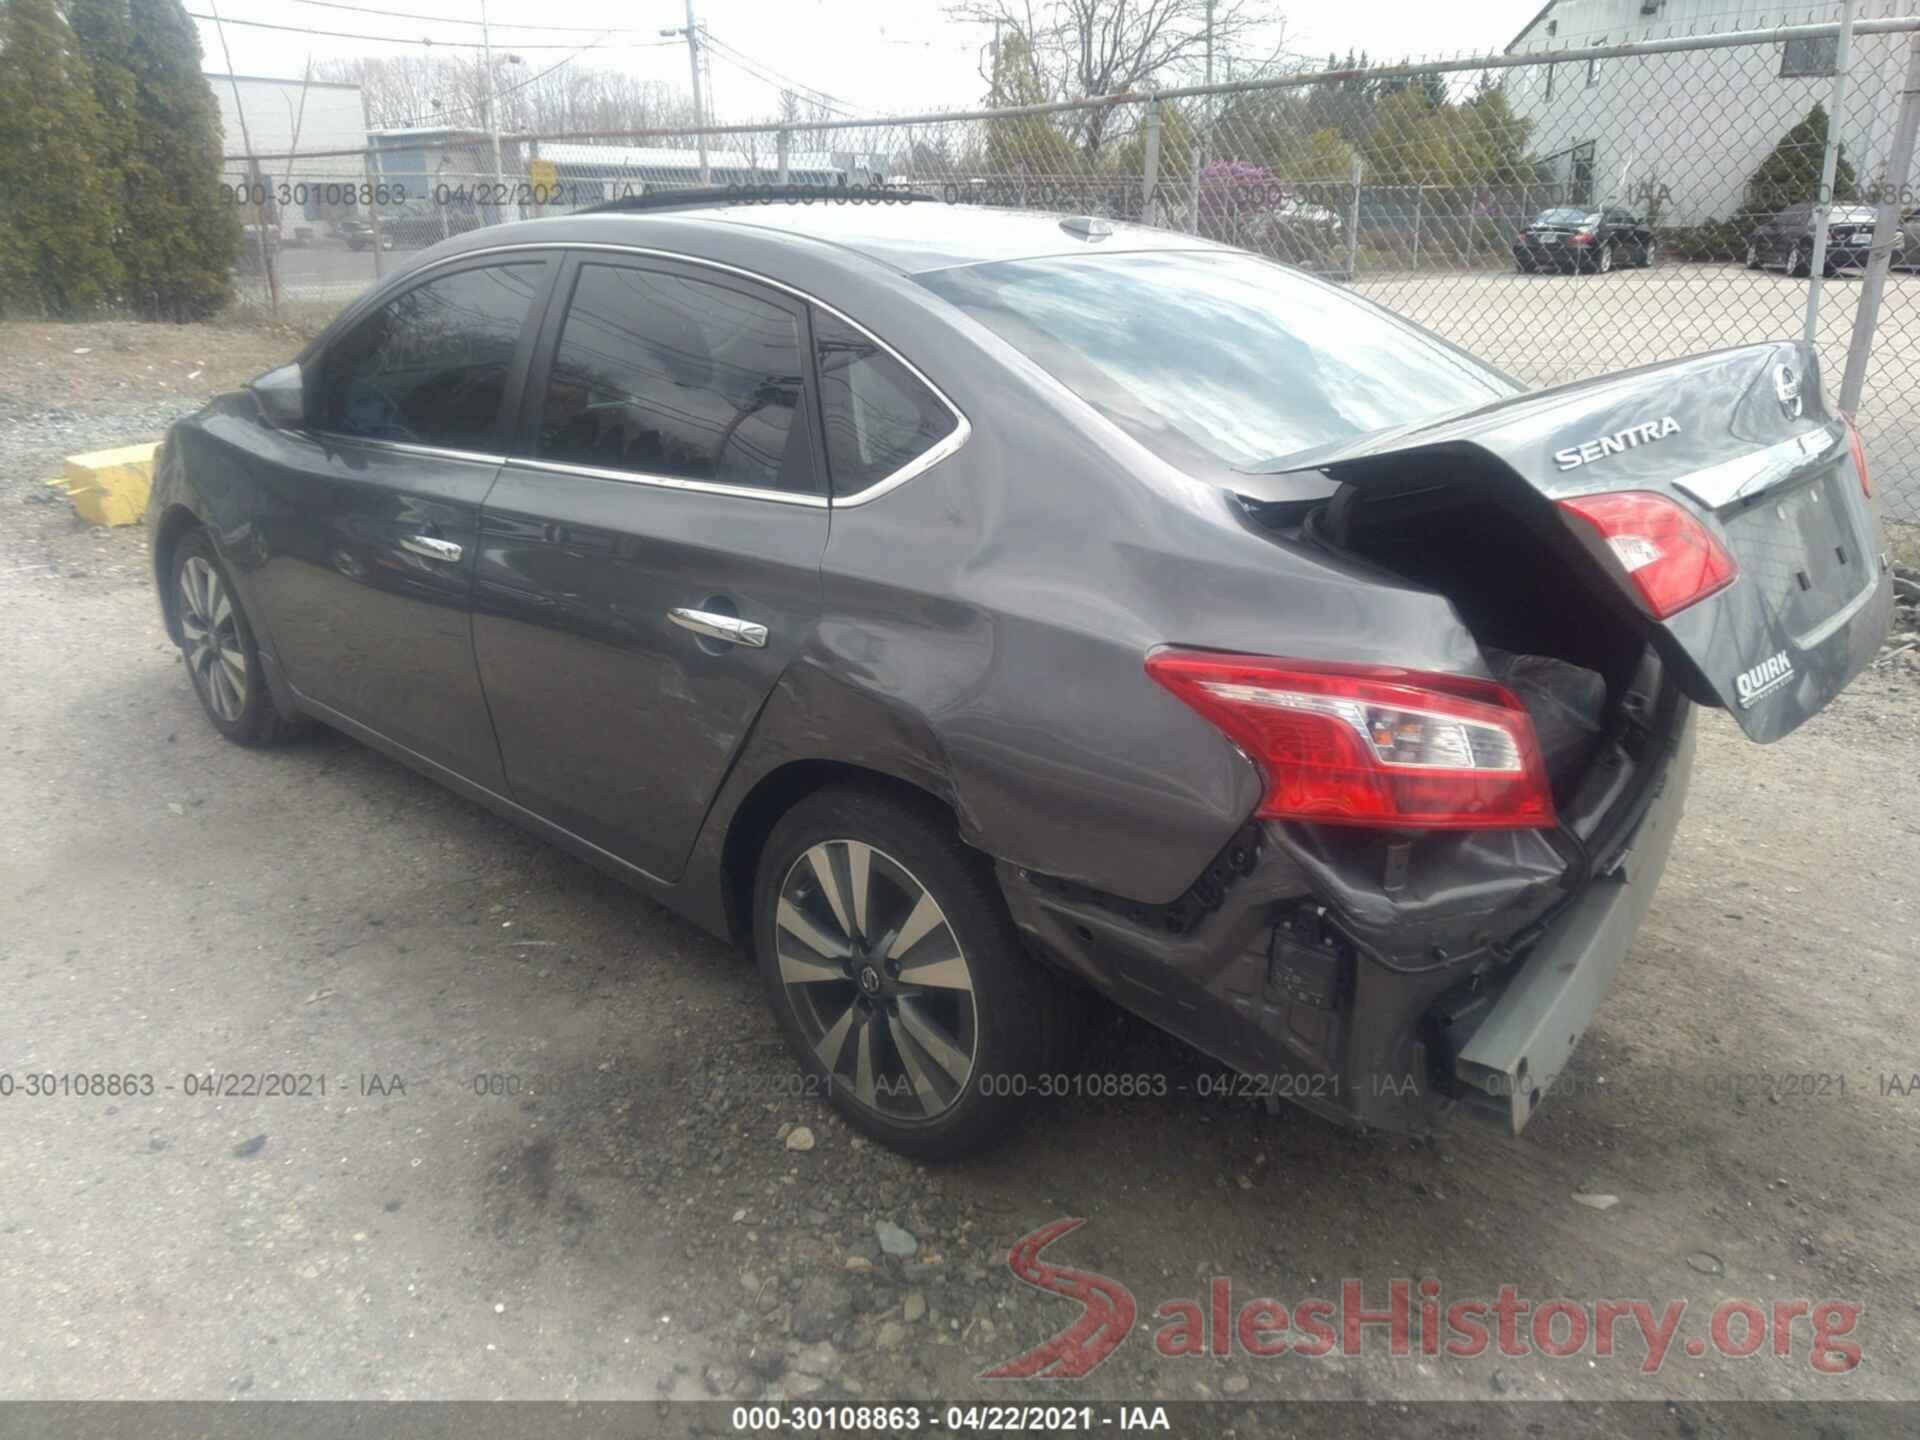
top-left (917, 251), bottom-right (1513, 476)
top-left (1535, 208), bottom-right (1596, 225)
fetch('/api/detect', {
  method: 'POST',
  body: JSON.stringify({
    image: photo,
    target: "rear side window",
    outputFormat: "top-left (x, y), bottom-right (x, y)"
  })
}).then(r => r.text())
top-left (314, 261), bottom-right (546, 449)
top-left (536, 264), bottom-right (815, 494)
top-left (812, 311), bottom-right (957, 496)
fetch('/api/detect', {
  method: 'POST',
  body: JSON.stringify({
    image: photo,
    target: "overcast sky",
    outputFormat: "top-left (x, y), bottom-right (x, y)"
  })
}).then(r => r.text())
top-left (193, 0), bottom-right (1547, 124)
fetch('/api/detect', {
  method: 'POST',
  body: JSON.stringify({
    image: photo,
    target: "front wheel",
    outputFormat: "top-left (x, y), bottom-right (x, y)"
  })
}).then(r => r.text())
top-left (752, 787), bottom-right (1053, 1158)
top-left (1788, 243), bottom-right (1808, 277)
top-left (1746, 241), bottom-right (1762, 270)
top-left (170, 529), bottom-right (305, 746)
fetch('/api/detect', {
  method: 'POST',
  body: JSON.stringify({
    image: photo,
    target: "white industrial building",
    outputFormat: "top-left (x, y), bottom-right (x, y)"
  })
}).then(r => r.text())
top-left (1503, 2), bottom-right (1912, 224)
top-left (209, 72), bottom-right (370, 242)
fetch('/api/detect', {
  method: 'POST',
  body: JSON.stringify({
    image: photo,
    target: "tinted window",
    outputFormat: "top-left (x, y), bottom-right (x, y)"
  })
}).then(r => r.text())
top-left (315, 262), bottom-right (545, 448)
top-left (1781, 34), bottom-right (1838, 78)
top-left (813, 312), bottom-right (957, 495)
top-left (537, 264), bottom-right (813, 493)
top-left (919, 251), bottom-right (1511, 476)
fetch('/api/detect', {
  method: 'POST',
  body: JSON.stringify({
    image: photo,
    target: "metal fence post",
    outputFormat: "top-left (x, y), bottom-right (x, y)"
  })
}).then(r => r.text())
top-left (1347, 155), bottom-right (1363, 279)
top-left (249, 156), bottom-right (279, 316)
top-left (777, 128), bottom-right (791, 185)
top-left (1142, 98), bottom-right (1162, 223)
top-left (1841, 33), bottom-right (1920, 415)
top-left (1187, 129), bottom-right (1204, 234)
top-left (1804, 0), bottom-right (1860, 344)
top-left (1412, 186), bottom-right (1423, 270)
top-left (364, 150), bottom-right (385, 281)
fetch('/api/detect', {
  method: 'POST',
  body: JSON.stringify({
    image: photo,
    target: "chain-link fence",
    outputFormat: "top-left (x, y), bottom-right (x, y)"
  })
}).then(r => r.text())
top-left (226, 8), bottom-right (1920, 523)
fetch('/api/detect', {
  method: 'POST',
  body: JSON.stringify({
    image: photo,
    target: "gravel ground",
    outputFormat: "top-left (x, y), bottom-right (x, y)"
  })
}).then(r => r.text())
top-left (3, 321), bottom-right (1919, 1433)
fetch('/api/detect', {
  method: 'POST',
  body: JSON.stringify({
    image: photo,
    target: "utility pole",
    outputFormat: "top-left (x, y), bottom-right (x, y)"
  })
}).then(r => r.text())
top-left (662, 0), bottom-right (711, 185)
top-left (479, 0), bottom-right (506, 220)
top-left (1188, 0), bottom-right (1214, 232)
top-left (1804, 0), bottom-right (1858, 344)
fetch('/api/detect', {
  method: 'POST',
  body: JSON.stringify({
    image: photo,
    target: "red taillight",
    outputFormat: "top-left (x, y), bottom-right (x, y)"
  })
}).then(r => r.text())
top-left (1144, 652), bottom-right (1557, 831)
top-left (1848, 418), bottom-right (1871, 497)
top-left (1557, 490), bottom-right (1736, 620)
top-left (1568, 232), bottom-right (1593, 245)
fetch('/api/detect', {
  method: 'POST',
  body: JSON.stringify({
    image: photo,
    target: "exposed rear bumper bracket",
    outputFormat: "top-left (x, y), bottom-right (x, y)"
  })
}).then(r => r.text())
top-left (1453, 713), bottom-right (1697, 1132)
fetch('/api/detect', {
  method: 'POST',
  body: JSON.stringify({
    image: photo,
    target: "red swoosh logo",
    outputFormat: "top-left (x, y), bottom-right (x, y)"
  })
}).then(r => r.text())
top-left (979, 1217), bottom-right (1136, 1379)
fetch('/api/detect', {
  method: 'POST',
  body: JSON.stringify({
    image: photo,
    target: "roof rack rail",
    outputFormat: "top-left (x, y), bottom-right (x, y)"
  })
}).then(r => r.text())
top-left (577, 183), bottom-right (939, 216)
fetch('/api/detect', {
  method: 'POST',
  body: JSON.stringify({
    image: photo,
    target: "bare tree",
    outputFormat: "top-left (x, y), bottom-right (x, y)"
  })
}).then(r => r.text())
top-left (316, 55), bottom-right (697, 138)
top-left (949, 0), bottom-right (1291, 155)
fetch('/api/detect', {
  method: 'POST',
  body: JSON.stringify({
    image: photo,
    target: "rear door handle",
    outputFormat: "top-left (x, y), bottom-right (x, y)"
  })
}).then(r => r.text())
top-left (400, 534), bottom-right (464, 563)
top-left (668, 607), bottom-right (768, 648)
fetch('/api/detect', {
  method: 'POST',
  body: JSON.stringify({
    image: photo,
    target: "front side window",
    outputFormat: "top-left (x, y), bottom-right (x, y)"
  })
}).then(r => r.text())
top-left (812, 312), bottom-right (957, 496)
top-left (919, 251), bottom-right (1513, 477)
top-left (314, 261), bottom-right (546, 449)
top-left (537, 264), bottom-right (814, 494)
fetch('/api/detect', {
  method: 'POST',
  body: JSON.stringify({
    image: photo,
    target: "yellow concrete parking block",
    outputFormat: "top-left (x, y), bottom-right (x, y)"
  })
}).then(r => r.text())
top-left (61, 442), bottom-right (159, 527)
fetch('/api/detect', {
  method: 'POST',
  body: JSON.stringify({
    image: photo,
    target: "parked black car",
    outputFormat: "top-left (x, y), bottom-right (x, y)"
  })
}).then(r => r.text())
top-left (149, 200), bottom-right (1890, 1157)
top-left (1512, 205), bottom-right (1653, 273)
top-left (1746, 202), bottom-right (1905, 275)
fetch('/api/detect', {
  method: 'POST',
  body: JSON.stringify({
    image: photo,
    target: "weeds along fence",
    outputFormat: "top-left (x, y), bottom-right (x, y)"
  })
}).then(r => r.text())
top-left (227, 9), bottom-right (1920, 522)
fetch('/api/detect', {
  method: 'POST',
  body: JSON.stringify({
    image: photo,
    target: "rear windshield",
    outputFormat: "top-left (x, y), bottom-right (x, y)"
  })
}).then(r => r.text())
top-left (917, 250), bottom-right (1512, 475)
top-left (1535, 208), bottom-right (1595, 225)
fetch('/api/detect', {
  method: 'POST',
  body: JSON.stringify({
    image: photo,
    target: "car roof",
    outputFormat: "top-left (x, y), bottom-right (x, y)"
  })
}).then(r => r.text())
top-left (421, 200), bottom-right (1226, 277)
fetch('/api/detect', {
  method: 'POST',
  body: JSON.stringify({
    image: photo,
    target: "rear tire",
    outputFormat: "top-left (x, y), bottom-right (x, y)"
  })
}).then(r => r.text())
top-left (169, 529), bottom-right (307, 746)
top-left (752, 786), bottom-right (1053, 1159)
top-left (1746, 241), bottom-right (1762, 270)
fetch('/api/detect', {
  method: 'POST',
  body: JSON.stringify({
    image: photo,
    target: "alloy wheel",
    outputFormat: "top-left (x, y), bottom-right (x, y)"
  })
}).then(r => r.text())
top-left (1598, 243), bottom-right (1613, 273)
top-left (178, 555), bottom-right (248, 723)
top-left (773, 839), bottom-right (979, 1120)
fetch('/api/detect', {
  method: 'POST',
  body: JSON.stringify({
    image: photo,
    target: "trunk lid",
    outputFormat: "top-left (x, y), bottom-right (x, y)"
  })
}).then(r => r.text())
top-left (1240, 341), bottom-right (1893, 741)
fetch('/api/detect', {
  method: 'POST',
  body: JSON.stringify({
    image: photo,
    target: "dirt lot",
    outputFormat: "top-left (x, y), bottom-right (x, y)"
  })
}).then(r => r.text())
top-left (3, 321), bottom-right (1919, 1430)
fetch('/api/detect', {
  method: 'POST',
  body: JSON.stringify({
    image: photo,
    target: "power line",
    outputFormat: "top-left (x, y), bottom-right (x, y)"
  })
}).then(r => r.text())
top-left (187, 11), bottom-right (682, 51)
top-left (702, 32), bottom-right (868, 117)
top-left (286, 0), bottom-right (678, 33)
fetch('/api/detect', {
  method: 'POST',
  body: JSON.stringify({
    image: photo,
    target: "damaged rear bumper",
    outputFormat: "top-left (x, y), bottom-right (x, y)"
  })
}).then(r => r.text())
top-left (998, 704), bottom-right (1696, 1137)
top-left (1451, 711), bottom-right (1695, 1131)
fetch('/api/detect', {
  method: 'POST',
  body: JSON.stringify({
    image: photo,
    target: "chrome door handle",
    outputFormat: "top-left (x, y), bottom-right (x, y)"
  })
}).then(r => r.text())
top-left (399, 534), bottom-right (463, 563)
top-left (668, 607), bottom-right (768, 648)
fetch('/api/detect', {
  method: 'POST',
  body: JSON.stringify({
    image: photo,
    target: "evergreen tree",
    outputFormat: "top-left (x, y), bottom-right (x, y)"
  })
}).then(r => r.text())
top-left (1744, 102), bottom-right (1859, 215)
top-left (0, 0), bottom-right (123, 313)
top-left (69, 0), bottom-right (139, 230)
top-left (983, 32), bottom-right (1076, 177)
top-left (125, 0), bottom-right (235, 317)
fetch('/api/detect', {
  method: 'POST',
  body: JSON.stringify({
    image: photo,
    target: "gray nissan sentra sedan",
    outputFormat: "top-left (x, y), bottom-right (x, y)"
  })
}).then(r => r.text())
top-left (148, 195), bottom-right (1892, 1157)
